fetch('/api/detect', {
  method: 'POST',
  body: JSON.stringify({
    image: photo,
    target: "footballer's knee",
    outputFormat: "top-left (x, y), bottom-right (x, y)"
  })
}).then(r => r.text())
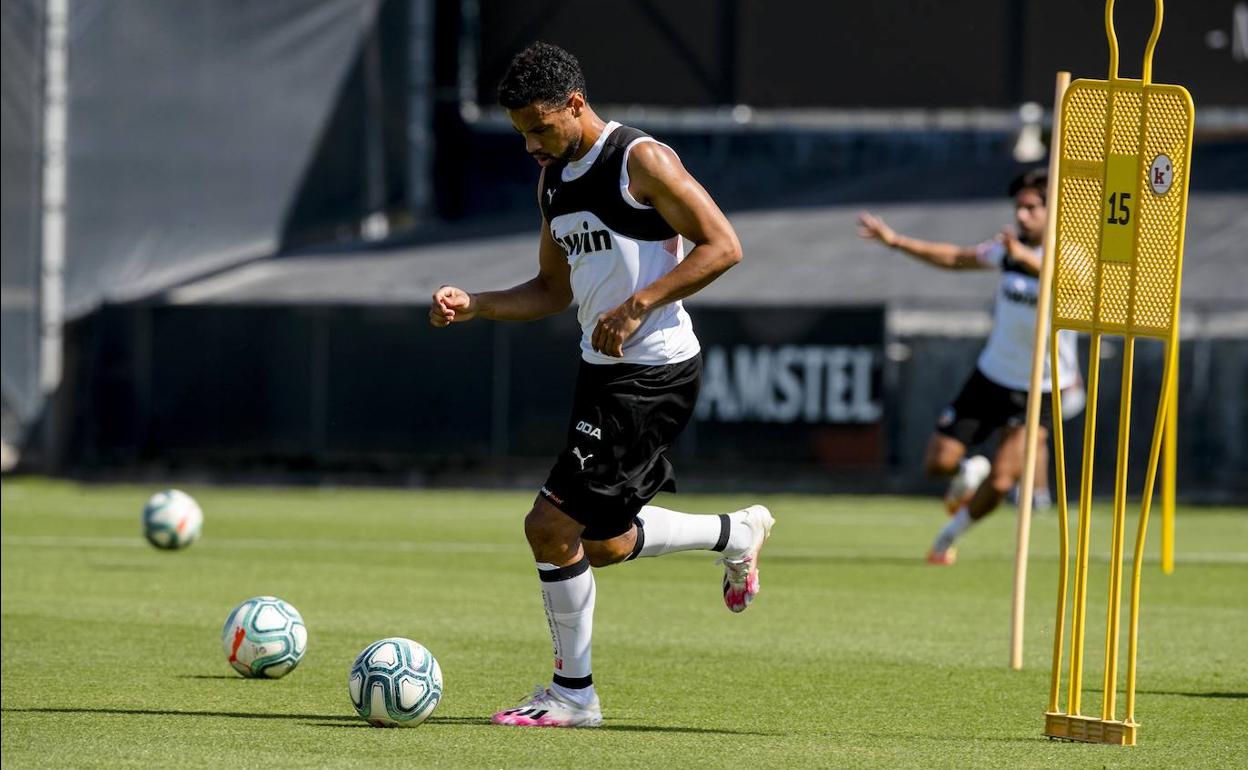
top-left (924, 437), bottom-right (964, 477)
top-left (988, 468), bottom-right (1018, 496)
top-left (524, 500), bottom-right (582, 564)
top-left (581, 538), bottom-right (631, 568)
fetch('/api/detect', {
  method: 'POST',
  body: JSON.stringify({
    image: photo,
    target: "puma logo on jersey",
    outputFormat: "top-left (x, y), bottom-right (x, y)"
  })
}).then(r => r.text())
top-left (558, 222), bottom-right (611, 256)
top-left (572, 447), bottom-right (593, 470)
top-left (575, 421), bottom-right (602, 439)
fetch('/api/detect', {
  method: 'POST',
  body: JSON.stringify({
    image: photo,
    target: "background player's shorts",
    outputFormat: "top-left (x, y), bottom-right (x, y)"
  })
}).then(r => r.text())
top-left (540, 355), bottom-right (701, 541)
top-left (934, 367), bottom-right (1053, 447)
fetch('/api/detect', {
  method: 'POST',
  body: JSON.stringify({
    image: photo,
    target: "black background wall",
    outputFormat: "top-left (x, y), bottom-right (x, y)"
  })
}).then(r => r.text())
top-left (476, 1), bottom-right (1248, 108)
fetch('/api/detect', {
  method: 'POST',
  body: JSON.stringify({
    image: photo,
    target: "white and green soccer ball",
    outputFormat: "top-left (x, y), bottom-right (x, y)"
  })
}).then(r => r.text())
top-left (348, 637), bottom-right (443, 727)
top-left (221, 596), bottom-right (308, 679)
top-left (142, 489), bottom-right (203, 550)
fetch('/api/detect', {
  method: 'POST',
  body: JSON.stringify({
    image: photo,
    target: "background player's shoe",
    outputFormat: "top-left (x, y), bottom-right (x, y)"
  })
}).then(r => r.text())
top-left (491, 686), bottom-right (602, 728)
top-left (1008, 483), bottom-right (1053, 511)
top-left (718, 505), bottom-right (774, 613)
top-left (926, 546), bottom-right (957, 566)
top-left (944, 455), bottom-right (991, 514)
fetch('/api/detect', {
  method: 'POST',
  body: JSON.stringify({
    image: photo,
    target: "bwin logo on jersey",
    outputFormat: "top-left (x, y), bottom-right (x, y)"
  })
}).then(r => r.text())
top-left (575, 421), bottom-right (602, 439)
top-left (559, 222), bottom-right (611, 256)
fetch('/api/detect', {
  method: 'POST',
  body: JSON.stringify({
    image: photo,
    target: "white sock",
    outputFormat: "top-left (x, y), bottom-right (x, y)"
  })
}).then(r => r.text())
top-left (537, 559), bottom-right (597, 706)
top-left (627, 505), bottom-right (750, 559)
top-left (962, 455), bottom-right (992, 484)
top-left (933, 507), bottom-right (974, 552)
top-left (1033, 488), bottom-right (1053, 510)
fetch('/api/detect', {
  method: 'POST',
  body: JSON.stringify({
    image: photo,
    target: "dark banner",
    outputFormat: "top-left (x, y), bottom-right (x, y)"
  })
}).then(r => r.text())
top-left (56, 302), bottom-right (1247, 497)
top-left (685, 307), bottom-right (886, 467)
top-left (61, 303), bottom-right (884, 469)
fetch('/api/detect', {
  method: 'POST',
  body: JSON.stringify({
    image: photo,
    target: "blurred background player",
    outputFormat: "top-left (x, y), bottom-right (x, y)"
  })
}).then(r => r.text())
top-left (430, 42), bottom-right (774, 728)
top-left (857, 170), bottom-right (1081, 564)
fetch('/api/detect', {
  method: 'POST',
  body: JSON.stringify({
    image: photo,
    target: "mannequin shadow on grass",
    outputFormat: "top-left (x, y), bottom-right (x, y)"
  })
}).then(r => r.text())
top-left (1073, 687), bottom-right (1248, 700)
top-left (1134, 690), bottom-right (1247, 700)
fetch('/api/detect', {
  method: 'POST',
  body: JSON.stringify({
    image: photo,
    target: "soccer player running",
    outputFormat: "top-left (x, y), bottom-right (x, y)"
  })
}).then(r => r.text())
top-left (857, 170), bottom-right (1080, 565)
top-left (429, 43), bottom-right (774, 728)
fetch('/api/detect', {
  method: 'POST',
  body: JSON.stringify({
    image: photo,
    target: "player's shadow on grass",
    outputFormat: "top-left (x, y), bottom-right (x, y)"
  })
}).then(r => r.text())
top-left (600, 724), bottom-right (777, 736)
top-left (178, 674), bottom-right (244, 680)
top-left (2, 707), bottom-right (359, 723)
top-left (305, 722), bottom-right (377, 728)
top-left (304, 717), bottom-right (772, 735)
top-left (305, 716), bottom-right (494, 729)
top-left (87, 563), bottom-right (163, 572)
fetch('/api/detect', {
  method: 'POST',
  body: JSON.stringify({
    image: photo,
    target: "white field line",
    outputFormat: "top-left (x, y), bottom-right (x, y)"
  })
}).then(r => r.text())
top-left (0, 535), bottom-right (511, 555)
top-left (2, 536), bottom-right (1246, 565)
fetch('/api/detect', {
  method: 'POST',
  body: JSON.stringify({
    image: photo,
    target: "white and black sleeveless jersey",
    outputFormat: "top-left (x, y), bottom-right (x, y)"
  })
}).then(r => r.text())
top-left (540, 121), bottom-right (700, 366)
top-left (974, 240), bottom-right (1079, 392)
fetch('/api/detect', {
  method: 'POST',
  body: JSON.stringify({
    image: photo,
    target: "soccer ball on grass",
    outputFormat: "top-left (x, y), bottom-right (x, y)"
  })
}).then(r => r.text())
top-left (348, 637), bottom-right (443, 726)
top-left (221, 596), bottom-right (307, 678)
top-left (142, 489), bottom-right (203, 549)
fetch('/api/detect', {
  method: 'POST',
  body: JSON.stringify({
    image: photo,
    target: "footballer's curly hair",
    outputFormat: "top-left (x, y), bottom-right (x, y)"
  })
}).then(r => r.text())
top-left (1008, 168), bottom-right (1049, 203)
top-left (497, 42), bottom-right (586, 110)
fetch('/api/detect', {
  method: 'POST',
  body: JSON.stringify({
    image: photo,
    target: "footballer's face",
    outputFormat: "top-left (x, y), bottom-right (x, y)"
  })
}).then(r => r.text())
top-left (507, 95), bottom-right (585, 168)
top-left (1014, 188), bottom-right (1047, 245)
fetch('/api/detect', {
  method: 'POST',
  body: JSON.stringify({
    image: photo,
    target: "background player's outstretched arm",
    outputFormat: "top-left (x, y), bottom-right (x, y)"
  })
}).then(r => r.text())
top-left (429, 223), bottom-right (572, 326)
top-left (590, 142), bottom-right (742, 356)
top-left (857, 212), bottom-right (984, 270)
top-left (996, 227), bottom-right (1043, 276)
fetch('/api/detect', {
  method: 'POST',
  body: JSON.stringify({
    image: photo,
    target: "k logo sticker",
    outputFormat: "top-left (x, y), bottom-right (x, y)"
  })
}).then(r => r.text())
top-left (1149, 154), bottom-right (1173, 195)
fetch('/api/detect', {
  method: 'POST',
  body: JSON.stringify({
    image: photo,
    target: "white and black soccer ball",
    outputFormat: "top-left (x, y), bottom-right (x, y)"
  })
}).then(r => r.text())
top-left (142, 489), bottom-right (203, 550)
top-left (348, 637), bottom-right (443, 727)
top-left (221, 596), bottom-right (308, 679)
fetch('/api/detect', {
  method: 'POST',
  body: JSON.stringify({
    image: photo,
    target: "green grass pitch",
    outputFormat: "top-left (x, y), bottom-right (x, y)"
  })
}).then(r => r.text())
top-left (2, 478), bottom-right (1245, 768)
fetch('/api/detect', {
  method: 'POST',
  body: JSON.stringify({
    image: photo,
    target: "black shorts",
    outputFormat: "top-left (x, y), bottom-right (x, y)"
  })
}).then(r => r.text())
top-left (540, 355), bottom-right (702, 541)
top-left (935, 368), bottom-right (1053, 447)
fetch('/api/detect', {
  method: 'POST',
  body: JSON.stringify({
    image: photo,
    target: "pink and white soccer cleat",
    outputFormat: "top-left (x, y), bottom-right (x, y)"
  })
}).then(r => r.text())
top-left (718, 505), bottom-right (775, 613)
top-left (926, 546), bottom-right (958, 566)
top-left (491, 686), bottom-right (602, 728)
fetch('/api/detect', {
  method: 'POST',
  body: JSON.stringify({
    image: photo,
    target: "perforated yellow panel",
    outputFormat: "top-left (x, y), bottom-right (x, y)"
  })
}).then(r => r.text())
top-left (1044, 1), bottom-right (1195, 748)
top-left (1064, 88), bottom-right (1109, 163)
top-left (1134, 90), bottom-right (1191, 332)
top-left (1054, 177), bottom-right (1101, 323)
top-left (1052, 79), bottom-right (1193, 339)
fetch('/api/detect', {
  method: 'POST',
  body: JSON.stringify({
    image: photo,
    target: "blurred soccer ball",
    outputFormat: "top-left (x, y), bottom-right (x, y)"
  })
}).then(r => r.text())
top-left (348, 637), bottom-right (443, 727)
top-left (222, 596), bottom-right (308, 679)
top-left (142, 489), bottom-right (203, 550)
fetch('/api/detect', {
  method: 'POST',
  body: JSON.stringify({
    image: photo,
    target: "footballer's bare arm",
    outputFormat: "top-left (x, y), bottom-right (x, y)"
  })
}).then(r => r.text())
top-left (431, 169), bottom-right (571, 327)
top-left (429, 225), bottom-right (571, 326)
top-left (627, 141), bottom-right (742, 307)
top-left (997, 228), bottom-right (1043, 275)
top-left (590, 142), bottom-right (741, 356)
top-left (857, 212), bottom-right (985, 270)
